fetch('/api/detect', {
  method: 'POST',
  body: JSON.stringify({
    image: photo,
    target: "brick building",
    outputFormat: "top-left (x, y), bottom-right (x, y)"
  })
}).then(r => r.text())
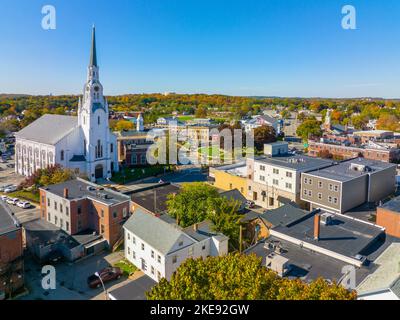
top-left (39, 178), bottom-right (132, 249)
top-left (377, 197), bottom-right (400, 238)
top-left (0, 202), bottom-right (24, 298)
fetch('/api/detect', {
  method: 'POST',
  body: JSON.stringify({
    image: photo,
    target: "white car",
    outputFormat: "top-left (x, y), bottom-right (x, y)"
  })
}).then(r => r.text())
top-left (4, 185), bottom-right (17, 193)
top-left (0, 195), bottom-right (8, 201)
top-left (17, 201), bottom-right (31, 209)
top-left (0, 184), bottom-right (12, 192)
top-left (6, 198), bottom-right (19, 205)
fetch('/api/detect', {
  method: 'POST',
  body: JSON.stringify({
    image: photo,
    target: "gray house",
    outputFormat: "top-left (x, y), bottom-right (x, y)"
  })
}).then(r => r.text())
top-left (301, 158), bottom-right (396, 214)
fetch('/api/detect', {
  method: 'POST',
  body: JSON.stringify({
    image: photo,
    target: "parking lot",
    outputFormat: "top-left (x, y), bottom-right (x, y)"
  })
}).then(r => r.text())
top-left (0, 159), bottom-right (24, 189)
top-left (19, 251), bottom-right (145, 300)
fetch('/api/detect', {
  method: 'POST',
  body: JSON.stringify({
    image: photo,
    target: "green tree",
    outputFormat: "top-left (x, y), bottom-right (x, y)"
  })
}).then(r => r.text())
top-left (166, 183), bottom-right (220, 227)
top-left (146, 254), bottom-right (356, 300)
top-left (296, 119), bottom-right (322, 141)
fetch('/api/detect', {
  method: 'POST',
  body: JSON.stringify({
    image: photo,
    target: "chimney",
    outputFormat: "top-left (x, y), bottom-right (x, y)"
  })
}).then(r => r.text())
top-left (63, 188), bottom-right (69, 199)
top-left (193, 223), bottom-right (199, 232)
top-left (314, 214), bottom-right (321, 240)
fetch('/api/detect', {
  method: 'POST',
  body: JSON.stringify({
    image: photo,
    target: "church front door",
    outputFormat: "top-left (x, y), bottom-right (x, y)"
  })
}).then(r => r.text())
top-left (95, 164), bottom-right (103, 179)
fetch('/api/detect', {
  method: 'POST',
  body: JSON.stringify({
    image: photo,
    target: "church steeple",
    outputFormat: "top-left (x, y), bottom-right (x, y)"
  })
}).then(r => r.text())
top-left (90, 26), bottom-right (97, 67)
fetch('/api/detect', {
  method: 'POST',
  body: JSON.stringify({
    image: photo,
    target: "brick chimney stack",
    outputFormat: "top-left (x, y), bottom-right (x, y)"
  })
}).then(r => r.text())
top-left (64, 188), bottom-right (69, 199)
top-left (193, 223), bottom-right (199, 232)
top-left (314, 214), bottom-right (321, 241)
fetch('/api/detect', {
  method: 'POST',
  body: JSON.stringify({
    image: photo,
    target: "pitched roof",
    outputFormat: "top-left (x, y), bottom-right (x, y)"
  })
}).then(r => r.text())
top-left (0, 202), bottom-right (20, 235)
top-left (124, 209), bottom-right (195, 255)
top-left (90, 26), bottom-right (97, 67)
top-left (220, 189), bottom-right (247, 204)
top-left (15, 114), bottom-right (78, 145)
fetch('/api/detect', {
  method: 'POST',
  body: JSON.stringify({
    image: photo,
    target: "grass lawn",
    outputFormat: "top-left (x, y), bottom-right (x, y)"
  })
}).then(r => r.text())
top-left (111, 165), bottom-right (172, 184)
top-left (114, 259), bottom-right (138, 277)
top-left (177, 115), bottom-right (195, 122)
top-left (7, 190), bottom-right (40, 203)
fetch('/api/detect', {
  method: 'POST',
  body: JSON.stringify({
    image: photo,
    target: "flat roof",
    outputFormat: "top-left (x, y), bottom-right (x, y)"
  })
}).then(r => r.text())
top-left (130, 183), bottom-right (181, 214)
top-left (380, 196), bottom-right (400, 213)
top-left (305, 158), bottom-right (396, 182)
top-left (272, 211), bottom-right (384, 259)
top-left (261, 204), bottom-right (312, 227)
top-left (246, 237), bottom-right (374, 285)
top-left (254, 154), bottom-right (333, 172)
top-left (0, 202), bottom-right (19, 235)
top-left (41, 178), bottom-right (130, 206)
top-left (357, 243), bottom-right (400, 294)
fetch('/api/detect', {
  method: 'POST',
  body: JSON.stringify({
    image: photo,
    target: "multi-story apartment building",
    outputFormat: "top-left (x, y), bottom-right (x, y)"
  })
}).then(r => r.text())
top-left (123, 209), bottom-right (228, 282)
top-left (247, 143), bottom-right (334, 209)
top-left (301, 158), bottom-right (396, 214)
top-left (39, 178), bottom-right (131, 248)
top-left (0, 202), bottom-right (24, 298)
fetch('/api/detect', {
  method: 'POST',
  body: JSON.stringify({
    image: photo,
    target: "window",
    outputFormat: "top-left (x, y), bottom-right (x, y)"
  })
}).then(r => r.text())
top-left (98, 116), bottom-right (100, 125)
top-left (308, 179), bottom-right (313, 185)
top-left (48, 198), bottom-right (50, 206)
top-left (101, 209), bottom-right (104, 218)
top-left (110, 143), bottom-right (114, 153)
top-left (188, 247), bottom-right (194, 256)
top-left (304, 189), bottom-right (308, 196)
top-left (334, 185), bottom-right (339, 192)
top-left (318, 193), bottom-right (322, 200)
top-left (334, 197), bottom-right (338, 204)
top-left (123, 208), bottom-right (127, 218)
top-left (54, 216), bottom-right (58, 225)
top-left (66, 207), bottom-right (69, 216)
top-left (229, 183), bottom-right (233, 189)
top-left (151, 266), bottom-right (155, 275)
top-left (179, 241), bottom-right (183, 247)
top-left (286, 172), bottom-right (293, 178)
top-left (78, 206), bottom-right (82, 215)
top-left (157, 271), bottom-right (161, 281)
top-left (60, 204), bottom-right (63, 213)
top-left (157, 255), bottom-right (161, 263)
top-left (273, 168), bottom-right (279, 174)
top-left (54, 202), bottom-right (57, 210)
top-left (100, 224), bottom-right (105, 234)
top-left (318, 181), bottom-right (323, 188)
top-left (304, 178), bottom-right (308, 184)
top-left (329, 184), bottom-right (333, 191)
top-left (260, 165), bottom-right (266, 171)
top-left (132, 251), bottom-right (136, 259)
top-left (202, 245), bottom-right (206, 250)
top-left (259, 175), bottom-right (265, 182)
top-left (127, 233), bottom-right (130, 240)
top-left (308, 190), bottom-right (312, 197)
top-left (66, 222), bottom-right (69, 232)
top-left (151, 250), bottom-right (155, 259)
top-left (132, 237), bottom-right (136, 245)
top-left (113, 211), bottom-right (117, 219)
top-left (285, 183), bottom-right (292, 190)
top-left (48, 212), bottom-right (51, 221)
top-left (60, 150), bottom-right (64, 161)
top-left (128, 247), bottom-right (130, 255)
top-left (172, 256), bottom-right (177, 264)
top-left (328, 196), bottom-right (333, 203)
top-left (269, 197), bottom-right (274, 207)
top-left (273, 179), bottom-right (279, 186)
top-left (141, 243), bottom-right (145, 251)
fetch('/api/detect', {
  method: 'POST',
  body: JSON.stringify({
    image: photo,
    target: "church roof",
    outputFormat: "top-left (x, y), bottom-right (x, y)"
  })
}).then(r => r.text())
top-left (15, 114), bottom-right (78, 145)
top-left (90, 26), bottom-right (97, 67)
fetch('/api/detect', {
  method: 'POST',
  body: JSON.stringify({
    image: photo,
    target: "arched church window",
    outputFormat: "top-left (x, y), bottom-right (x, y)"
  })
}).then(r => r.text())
top-left (84, 140), bottom-right (86, 156)
top-left (98, 116), bottom-right (100, 125)
top-left (61, 150), bottom-right (64, 161)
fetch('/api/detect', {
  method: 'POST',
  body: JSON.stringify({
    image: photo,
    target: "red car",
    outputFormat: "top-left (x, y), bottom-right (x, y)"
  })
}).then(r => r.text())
top-left (87, 267), bottom-right (123, 289)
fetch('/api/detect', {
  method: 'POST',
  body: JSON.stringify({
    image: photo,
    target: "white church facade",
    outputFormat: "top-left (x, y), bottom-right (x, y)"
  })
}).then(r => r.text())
top-left (15, 27), bottom-right (119, 182)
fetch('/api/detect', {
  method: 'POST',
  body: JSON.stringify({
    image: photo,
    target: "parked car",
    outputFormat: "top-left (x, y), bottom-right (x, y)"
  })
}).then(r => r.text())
top-left (87, 267), bottom-right (123, 289)
top-left (6, 164), bottom-right (15, 169)
top-left (17, 201), bottom-right (31, 209)
top-left (0, 195), bottom-right (8, 201)
top-left (4, 185), bottom-right (17, 193)
top-left (0, 184), bottom-right (12, 192)
top-left (6, 198), bottom-right (19, 205)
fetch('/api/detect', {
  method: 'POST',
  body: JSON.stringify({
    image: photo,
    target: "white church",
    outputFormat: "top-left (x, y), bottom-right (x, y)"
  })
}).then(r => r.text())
top-left (15, 27), bottom-right (119, 181)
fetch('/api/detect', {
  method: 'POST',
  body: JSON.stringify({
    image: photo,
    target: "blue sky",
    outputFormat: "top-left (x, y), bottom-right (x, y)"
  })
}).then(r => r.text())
top-left (1, 0), bottom-right (400, 98)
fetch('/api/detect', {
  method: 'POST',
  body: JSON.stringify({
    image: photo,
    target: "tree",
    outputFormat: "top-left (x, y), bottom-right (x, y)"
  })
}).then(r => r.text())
top-left (195, 106), bottom-right (208, 118)
top-left (166, 183), bottom-right (220, 227)
top-left (146, 254), bottom-right (356, 300)
top-left (296, 119), bottom-right (322, 141)
top-left (377, 113), bottom-right (400, 131)
top-left (253, 125), bottom-right (277, 151)
top-left (111, 120), bottom-right (134, 132)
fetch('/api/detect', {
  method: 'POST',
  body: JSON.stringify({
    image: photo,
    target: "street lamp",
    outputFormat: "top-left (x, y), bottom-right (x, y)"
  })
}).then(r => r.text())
top-left (95, 272), bottom-right (108, 300)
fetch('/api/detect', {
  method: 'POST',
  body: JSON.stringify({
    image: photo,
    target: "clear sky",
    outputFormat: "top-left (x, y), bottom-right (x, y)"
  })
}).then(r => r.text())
top-left (1, 0), bottom-right (400, 98)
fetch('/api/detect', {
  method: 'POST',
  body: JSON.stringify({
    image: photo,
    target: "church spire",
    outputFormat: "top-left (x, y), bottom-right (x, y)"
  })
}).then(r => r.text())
top-left (90, 25), bottom-right (97, 67)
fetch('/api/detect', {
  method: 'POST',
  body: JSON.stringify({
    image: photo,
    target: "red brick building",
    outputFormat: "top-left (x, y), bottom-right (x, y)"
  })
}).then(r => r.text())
top-left (39, 178), bottom-right (132, 249)
top-left (0, 202), bottom-right (24, 298)
top-left (377, 197), bottom-right (400, 238)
